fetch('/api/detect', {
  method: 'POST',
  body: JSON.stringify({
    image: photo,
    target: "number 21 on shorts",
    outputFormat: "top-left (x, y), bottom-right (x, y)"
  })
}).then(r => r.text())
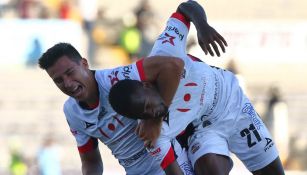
top-left (240, 123), bottom-right (262, 148)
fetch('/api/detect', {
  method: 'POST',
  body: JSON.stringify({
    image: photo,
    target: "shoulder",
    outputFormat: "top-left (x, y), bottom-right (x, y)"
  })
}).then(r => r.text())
top-left (95, 64), bottom-right (142, 87)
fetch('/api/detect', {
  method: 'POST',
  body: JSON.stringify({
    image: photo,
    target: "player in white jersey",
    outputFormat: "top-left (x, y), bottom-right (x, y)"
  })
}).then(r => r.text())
top-left (109, 1), bottom-right (285, 175)
top-left (37, 1), bottom-right (227, 174)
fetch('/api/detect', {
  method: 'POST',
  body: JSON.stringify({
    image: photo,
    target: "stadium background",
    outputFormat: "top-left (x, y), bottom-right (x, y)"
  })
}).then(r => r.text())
top-left (0, 0), bottom-right (307, 174)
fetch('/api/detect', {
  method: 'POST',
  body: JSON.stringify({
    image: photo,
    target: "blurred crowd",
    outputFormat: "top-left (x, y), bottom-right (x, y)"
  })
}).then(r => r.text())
top-left (1, 0), bottom-right (307, 174)
top-left (0, 0), bottom-right (158, 67)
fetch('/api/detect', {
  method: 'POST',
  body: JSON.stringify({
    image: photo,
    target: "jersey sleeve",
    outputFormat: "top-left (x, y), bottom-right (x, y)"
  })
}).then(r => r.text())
top-left (149, 12), bottom-right (190, 59)
top-left (95, 59), bottom-right (147, 89)
top-left (63, 102), bottom-right (98, 154)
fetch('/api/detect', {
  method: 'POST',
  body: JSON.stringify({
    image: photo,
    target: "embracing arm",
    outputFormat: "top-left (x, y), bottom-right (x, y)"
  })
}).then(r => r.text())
top-left (135, 56), bottom-right (183, 146)
top-left (165, 162), bottom-right (184, 175)
top-left (177, 1), bottom-right (227, 56)
top-left (79, 146), bottom-right (103, 175)
top-left (143, 56), bottom-right (184, 106)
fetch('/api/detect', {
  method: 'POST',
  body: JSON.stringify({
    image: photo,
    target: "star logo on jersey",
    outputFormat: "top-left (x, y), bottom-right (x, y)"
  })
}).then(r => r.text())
top-left (158, 33), bottom-right (176, 46)
top-left (108, 71), bottom-right (120, 85)
top-left (84, 121), bottom-right (95, 129)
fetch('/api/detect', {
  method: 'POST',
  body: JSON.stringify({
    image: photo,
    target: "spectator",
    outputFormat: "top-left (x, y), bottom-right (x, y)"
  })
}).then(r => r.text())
top-left (37, 136), bottom-right (62, 175)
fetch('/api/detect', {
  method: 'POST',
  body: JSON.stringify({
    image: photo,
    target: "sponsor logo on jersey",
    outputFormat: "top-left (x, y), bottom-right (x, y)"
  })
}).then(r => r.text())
top-left (164, 25), bottom-right (185, 41)
top-left (206, 76), bottom-right (219, 117)
top-left (108, 70), bottom-right (119, 85)
top-left (199, 77), bottom-right (206, 106)
top-left (179, 161), bottom-right (194, 175)
top-left (84, 121), bottom-right (95, 129)
top-left (120, 148), bottom-right (147, 166)
top-left (158, 32), bottom-right (176, 46)
top-left (122, 65), bottom-right (132, 79)
top-left (264, 137), bottom-right (274, 152)
top-left (149, 147), bottom-right (161, 156)
top-left (190, 142), bottom-right (200, 154)
top-left (242, 103), bottom-right (263, 130)
top-left (176, 82), bottom-right (198, 113)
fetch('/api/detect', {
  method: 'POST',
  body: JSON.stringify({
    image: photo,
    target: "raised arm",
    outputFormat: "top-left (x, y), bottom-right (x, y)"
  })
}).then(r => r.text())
top-left (177, 1), bottom-right (227, 56)
top-left (79, 146), bottom-right (103, 175)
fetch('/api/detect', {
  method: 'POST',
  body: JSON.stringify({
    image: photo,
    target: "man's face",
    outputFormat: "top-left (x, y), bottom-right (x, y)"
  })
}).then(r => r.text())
top-left (131, 83), bottom-right (169, 120)
top-left (46, 55), bottom-right (92, 101)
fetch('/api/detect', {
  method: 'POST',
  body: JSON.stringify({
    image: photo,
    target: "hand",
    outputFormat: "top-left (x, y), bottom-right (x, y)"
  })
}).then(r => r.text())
top-left (197, 23), bottom-right (228, 57)
top-left (135, 118), bottom-right (162, 148)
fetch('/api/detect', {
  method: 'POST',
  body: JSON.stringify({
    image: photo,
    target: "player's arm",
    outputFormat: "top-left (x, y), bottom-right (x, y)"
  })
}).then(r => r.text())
top-left (79, 146), bottom-right (103, 175)
top-left (177, 0), bottom-right (227, 56)
top-left (135, 56), bottom-right (184, 145)
top-left (142, 56), bottom-right (184, 107)
top-left (165, 162), bottom-right (184, 175)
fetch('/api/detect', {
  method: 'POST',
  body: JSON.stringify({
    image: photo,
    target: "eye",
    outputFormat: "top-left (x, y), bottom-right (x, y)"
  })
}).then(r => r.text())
top-left (53, 77), bottom-right (63, 84)
top-left (67, 69), bottom-right (74, 76)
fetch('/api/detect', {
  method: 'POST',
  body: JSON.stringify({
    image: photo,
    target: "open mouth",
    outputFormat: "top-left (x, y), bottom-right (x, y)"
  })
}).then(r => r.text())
top-left (72, 85), bottom-right (82, 97)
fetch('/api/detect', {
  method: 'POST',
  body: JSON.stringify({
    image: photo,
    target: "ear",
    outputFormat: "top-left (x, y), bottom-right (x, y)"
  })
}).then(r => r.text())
top-left (142, 81), bottom-right (153, 88)
top-left (81, 58), bottom-right (89, 68)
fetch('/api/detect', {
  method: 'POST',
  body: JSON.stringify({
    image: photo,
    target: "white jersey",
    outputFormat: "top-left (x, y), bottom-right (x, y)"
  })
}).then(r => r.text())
top-left (145, 11), bottom-right (239, 166)
top-left (64, 61), bottom-right (165, 174)
top-left (147, 11), bottom-right (279, 172)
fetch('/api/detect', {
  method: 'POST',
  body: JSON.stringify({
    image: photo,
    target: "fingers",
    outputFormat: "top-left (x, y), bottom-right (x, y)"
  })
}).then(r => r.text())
top-left (207, 44), bottom-right (215, 57)
top-left (211, 41), bottom-right (220, 57)
top-left (216, 32), bottom-right (228, 47)
top-left (200, 43), bottom-right (208, 55)
top-left (144, 140), bottom-right (153, 148)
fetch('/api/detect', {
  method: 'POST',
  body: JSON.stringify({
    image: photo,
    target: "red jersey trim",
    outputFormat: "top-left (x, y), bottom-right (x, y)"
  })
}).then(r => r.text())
top-left (136, 59), bottom-right (147, 81)
top-left (170, 12), bottom-right (190, 29)
top-left (161, 146), bottom-right (176, 169)
top-left (78, 137), bottom-right (98, 154)
top-left (87, 100), bottom-right (99, 109)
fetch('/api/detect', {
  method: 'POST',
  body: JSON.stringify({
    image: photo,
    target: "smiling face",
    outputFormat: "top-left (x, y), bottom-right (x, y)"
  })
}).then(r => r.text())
top-left (46, 55), bottom-right (94, 102)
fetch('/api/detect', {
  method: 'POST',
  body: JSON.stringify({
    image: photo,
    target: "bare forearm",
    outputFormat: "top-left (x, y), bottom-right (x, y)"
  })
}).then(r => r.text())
top-left (156, 59), bottom-right (183, 106)
top-left (164, 161), bottom-right (184, 175)
top-left (144, 56), bottom-right (184, 106)
top-left (82, 162), bottom-right (103, 175)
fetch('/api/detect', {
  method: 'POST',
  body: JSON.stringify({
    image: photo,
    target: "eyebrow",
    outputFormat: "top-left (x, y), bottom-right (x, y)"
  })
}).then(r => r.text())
top-left (53, 67), bottom-right (73, 82)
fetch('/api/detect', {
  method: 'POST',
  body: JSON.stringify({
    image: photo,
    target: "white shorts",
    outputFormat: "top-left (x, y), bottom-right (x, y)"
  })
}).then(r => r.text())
top-left (172, 139), bottom-right (195, 175)
top-left (187, 97), bottom-right (279, 172)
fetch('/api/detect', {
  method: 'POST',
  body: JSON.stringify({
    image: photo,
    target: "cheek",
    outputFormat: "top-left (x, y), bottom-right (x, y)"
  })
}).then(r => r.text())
top-left (78, 69), bottom-right (90, 83)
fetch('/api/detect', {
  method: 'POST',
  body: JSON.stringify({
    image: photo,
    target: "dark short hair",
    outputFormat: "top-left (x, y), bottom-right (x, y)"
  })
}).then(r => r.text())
top-left (109, 79), bottom-right (143, 119)
top-left (38, 42), bottom-right (82, 70)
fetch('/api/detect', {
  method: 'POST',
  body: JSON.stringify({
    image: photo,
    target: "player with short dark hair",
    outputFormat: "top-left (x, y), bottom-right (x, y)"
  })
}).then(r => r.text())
top-left (109, 1), bottom-right (285, 175)
top-left (38, 1), bottom-right (228, 174)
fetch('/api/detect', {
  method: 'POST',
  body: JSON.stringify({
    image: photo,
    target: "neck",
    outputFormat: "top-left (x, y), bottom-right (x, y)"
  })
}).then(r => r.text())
top-left (80, 70), bottom-right (100, 109)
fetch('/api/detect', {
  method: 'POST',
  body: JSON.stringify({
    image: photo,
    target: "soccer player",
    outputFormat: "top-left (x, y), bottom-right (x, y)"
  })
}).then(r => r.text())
top-left (108, 1), bottom-right (285, 175)
top-left (38, 1), bottom-right (226, 175)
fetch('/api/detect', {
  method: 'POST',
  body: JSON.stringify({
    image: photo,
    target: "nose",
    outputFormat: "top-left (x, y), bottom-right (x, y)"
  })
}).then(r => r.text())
top-left (63, 76), bottom-right (73, 89)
